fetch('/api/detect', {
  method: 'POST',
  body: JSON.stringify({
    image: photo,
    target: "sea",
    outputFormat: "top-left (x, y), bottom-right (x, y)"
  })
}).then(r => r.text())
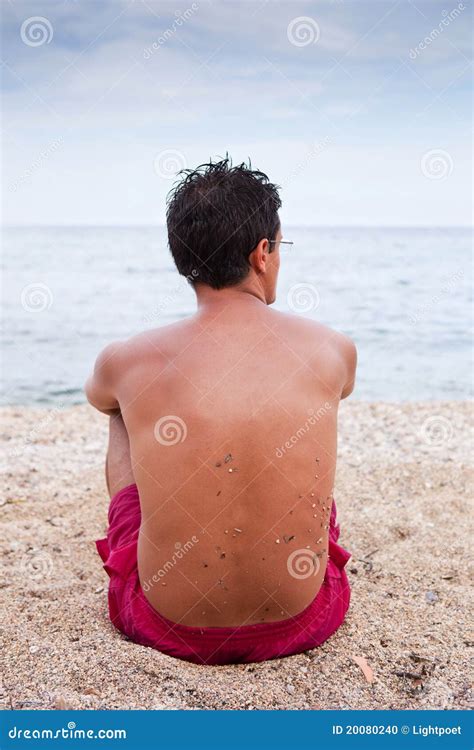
top-left (1, 226), bottom-right (472, 406)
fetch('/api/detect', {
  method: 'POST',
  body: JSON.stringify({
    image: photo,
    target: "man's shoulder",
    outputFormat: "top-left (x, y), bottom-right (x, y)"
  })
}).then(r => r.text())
top-left (269, 309), bottom-right (356, 355)
top-left (268, 310), bottom-right (357, 396)
top-left (97, 319), bottom-right (193, 367)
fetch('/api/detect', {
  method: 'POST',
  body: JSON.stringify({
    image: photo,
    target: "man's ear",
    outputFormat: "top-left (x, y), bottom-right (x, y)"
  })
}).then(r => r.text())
top-left (248, 238), bottom-right (270, 274)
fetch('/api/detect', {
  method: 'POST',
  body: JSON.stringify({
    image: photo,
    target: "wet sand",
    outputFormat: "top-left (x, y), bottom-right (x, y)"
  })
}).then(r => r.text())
top-left (0, 401), bottom-right (472, 710)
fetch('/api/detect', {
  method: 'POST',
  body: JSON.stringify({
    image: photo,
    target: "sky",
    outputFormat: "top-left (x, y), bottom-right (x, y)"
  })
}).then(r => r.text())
top-left (1, 0), bottom-right (472, 227)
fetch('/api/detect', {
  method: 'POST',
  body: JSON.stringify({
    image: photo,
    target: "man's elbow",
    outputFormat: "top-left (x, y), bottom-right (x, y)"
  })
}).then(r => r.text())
top-left (84, 375), bottom-right (94, 404)
top-left (84, 376), bottom-right (120, 416)
top-left (341, 377), bottom-right (355, 399)
top-left (340, 337), bottom-right (357, 399)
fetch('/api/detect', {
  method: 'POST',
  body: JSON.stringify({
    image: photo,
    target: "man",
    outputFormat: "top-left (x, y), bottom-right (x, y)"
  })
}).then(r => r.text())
top-left (86, 158), bottom-right (356, 665)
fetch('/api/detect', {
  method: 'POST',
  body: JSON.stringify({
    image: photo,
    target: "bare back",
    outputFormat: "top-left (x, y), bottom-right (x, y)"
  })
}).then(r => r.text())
top-left (97, 295), bottom-right (355, 627)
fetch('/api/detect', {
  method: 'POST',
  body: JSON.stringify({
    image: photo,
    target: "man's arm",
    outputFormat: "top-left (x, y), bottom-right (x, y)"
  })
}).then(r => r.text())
top-left (85, 342), bottom-right (122, 415)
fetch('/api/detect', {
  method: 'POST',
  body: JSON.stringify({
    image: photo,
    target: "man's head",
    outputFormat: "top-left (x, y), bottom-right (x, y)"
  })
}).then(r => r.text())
top-left (166, 157), bottom-right (282, 304)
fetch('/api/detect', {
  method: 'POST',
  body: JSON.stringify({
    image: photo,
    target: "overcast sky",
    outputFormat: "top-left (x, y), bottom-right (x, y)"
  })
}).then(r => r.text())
top-left (2, 0), bottom-right (472, 226)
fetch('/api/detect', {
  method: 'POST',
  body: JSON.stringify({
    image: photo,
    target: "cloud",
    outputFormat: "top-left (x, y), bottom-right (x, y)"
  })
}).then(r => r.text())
top-left (2, 0), bottom-right (471, 226)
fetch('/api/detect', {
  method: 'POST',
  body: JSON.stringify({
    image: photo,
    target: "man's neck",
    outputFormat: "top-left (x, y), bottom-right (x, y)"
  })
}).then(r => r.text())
top-left (194, 282), bottom-right (267, 310)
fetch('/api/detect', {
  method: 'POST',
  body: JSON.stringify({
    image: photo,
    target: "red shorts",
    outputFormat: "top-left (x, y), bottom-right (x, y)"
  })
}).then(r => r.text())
top-left (96, 484), bottom-right (351, 665)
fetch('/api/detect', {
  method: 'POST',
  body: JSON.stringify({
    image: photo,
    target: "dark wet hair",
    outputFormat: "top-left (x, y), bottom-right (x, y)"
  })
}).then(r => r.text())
top-left (166, 157), bottom-right (281, 289)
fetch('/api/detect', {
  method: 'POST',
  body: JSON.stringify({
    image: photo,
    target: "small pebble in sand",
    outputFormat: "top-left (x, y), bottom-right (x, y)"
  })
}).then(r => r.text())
top-left (313, 514), bottom-right (317, 518)
top-left (161, 582), bottom-right (167, 586)
top-left (316, 537), bottom-right (322, 544)
top-left (224, 530), bottom-right (228, 534)
top-left (310, 493), bottom-right (315, 497)
top-left (224, 453), bottom-right (233, 463)
top-left (234, 528), bottom-right (242, 533)
top-left (312, 503), bottom-right (316, 508)
top-left (46, 517), bottom-right (62, 527)
top-left (215, 462), bottom-right (222, 467)
top-left (275, 539), bottom-right (280, 544)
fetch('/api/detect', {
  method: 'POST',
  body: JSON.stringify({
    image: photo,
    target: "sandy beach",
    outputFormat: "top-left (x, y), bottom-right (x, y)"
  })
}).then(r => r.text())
top-left (1, 401), bottom-right (472, 711)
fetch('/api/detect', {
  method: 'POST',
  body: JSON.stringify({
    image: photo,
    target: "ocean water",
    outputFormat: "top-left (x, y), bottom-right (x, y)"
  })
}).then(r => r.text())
top-left (1, 226), bottom-right (472, 405)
